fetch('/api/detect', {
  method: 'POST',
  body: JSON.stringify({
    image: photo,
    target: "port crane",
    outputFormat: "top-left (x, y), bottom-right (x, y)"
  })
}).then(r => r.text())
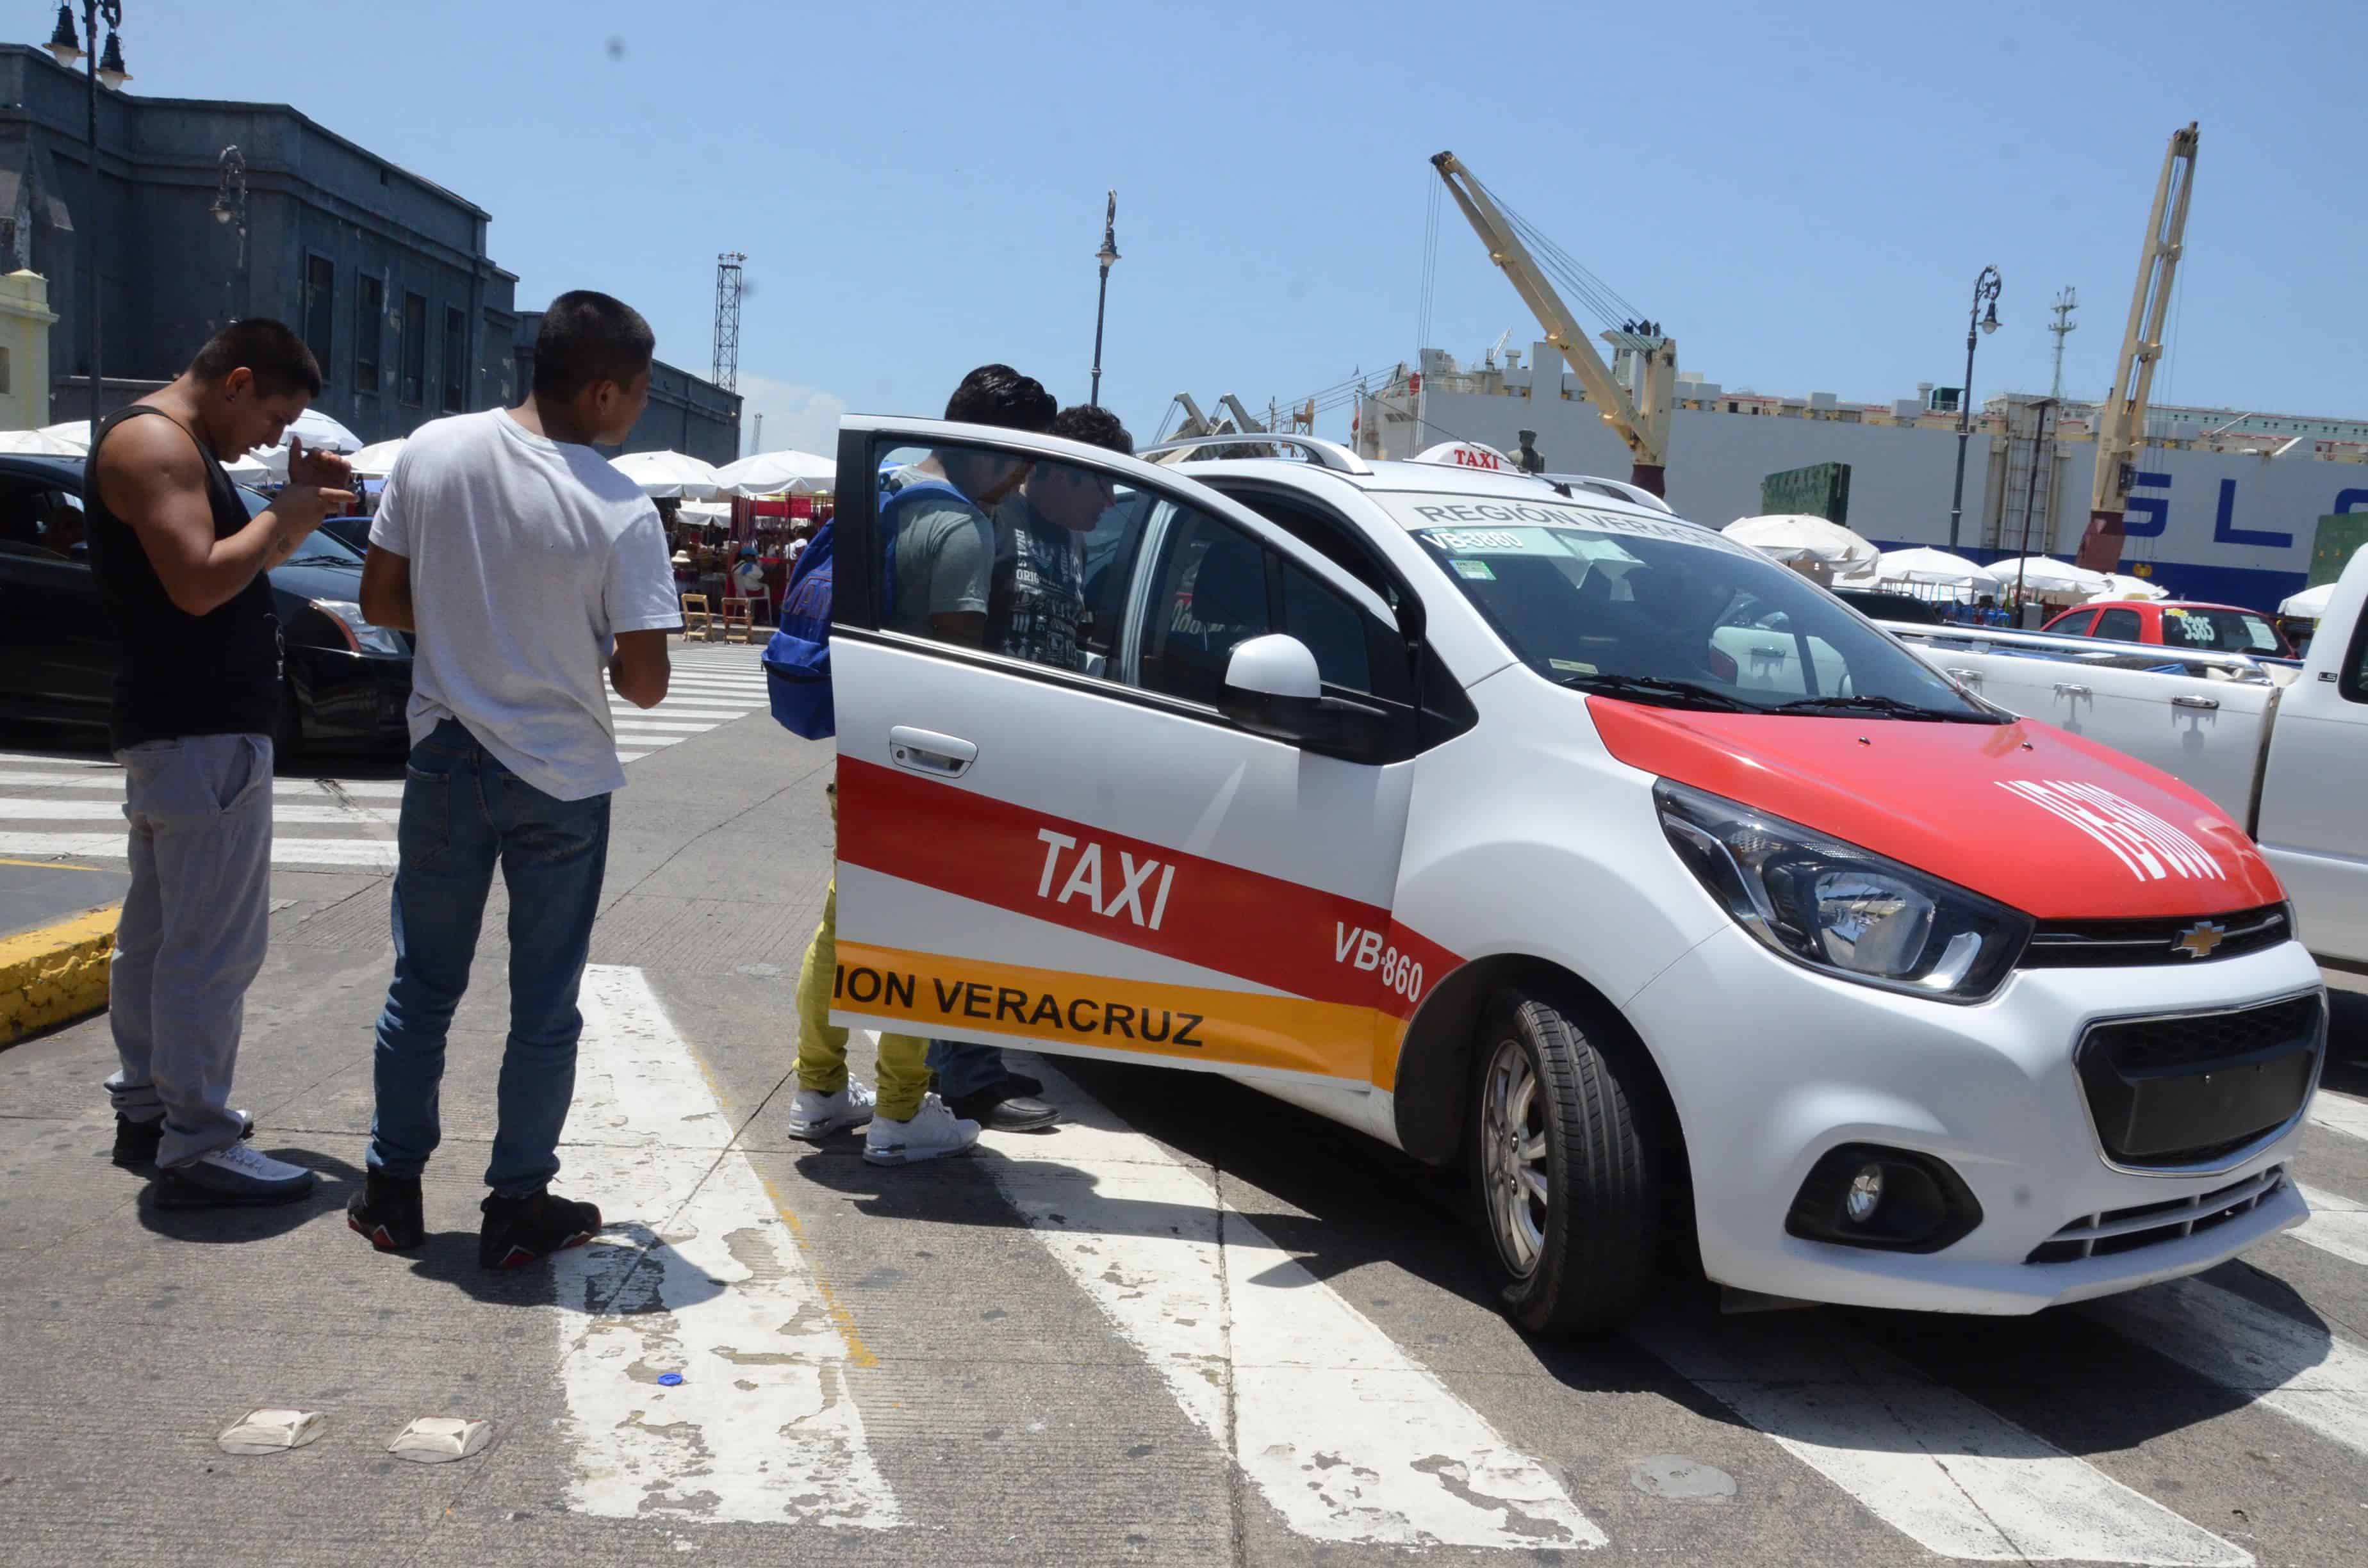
top-left (1430, 151), bottom-right (1674, 496)
top-left (2075, 122), bottom-right (2199, 572)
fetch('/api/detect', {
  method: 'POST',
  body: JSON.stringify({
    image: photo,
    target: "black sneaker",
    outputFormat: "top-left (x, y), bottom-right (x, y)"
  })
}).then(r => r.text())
top-left (113, 1113), bottom-right (252, 1169)
top-left (947, 1082), bottom-right (1062, 1132)
top-left (479, 1189), bottom-right (602, 1270)
top-left (347, 1173), bottom-right (426, 1252)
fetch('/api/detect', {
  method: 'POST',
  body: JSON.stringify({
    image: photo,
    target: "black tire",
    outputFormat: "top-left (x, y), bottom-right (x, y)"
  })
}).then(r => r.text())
top-left (1468, 987), bottom-right (1659, 1334)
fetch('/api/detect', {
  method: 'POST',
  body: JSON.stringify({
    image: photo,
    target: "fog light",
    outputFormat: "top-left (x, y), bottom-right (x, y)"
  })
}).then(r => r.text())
top-left (1845, 1166), bottom-right (1884, 1224)
top-left (1786, 1143), bottom-right (1983, 1254)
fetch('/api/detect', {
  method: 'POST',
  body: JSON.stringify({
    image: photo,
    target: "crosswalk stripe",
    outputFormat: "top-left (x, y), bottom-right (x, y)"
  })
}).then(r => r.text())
top-left (611, 719), bottom-right (721, 734)
top-left (0, 771), bottom-right (408, 798)
top-left (981, 1068), bottom-right (1606, 1551)
top-left (1632, 1323), bottom-right (2248, 1564)
top-left (643, 702), bottom-right (755, 716)
top-left (0, 799), bottom-right (395, 825)
top-left (2293, 1183), bottom-right (2368, 1270)
top-left (2084, 1277), bottom-right (2368, 1459)
top-left (559, 967), bottom-right (902, 1528)
top-left (2308, 1088), bottom-right (2368, 1145)
top-left (0, 831), bottom-right (397, 869)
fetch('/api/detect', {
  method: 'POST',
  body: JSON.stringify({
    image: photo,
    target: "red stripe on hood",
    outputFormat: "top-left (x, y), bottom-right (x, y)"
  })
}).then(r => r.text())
top-left (1585, 702), bottom-right (2282, 919)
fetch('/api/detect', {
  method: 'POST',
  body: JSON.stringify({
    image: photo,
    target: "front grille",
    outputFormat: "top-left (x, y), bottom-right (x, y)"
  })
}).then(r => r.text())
top-left (2021, 904), bottom-right (2290, 968)
top-left (2027, 1166), bottom-right (2286, 1263)
top-left (2076, 993), bottom-right (2323, 1167)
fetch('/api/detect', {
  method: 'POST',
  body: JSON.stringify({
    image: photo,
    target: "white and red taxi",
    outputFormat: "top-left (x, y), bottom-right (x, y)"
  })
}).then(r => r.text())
top-left (821, 418), bottom-right (2326, 1334)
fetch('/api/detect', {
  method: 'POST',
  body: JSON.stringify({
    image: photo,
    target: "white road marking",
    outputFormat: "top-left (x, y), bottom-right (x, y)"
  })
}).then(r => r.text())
top-left (555, 966), bottom-right (900, 1528)
top-left (2308, 1088), bottom-right (2368, 1146)
top-left (2293, 1183), bottom-right (2368, 1270)
top-left (611, 719), bottom-right (722, 734)
top-left (981, 1084), bottom-right (1605, 1551)
top-left (0, 831), bottom-right (398, 869)
top-left (1634, 1323), bottom-right (2248, 1564)
top-left (2085, 1277), bottom-right (2368, 1459)
top-left (0, 770), bottom-right (406, 797)
top-left (0, 798), bottom-right (393, 825)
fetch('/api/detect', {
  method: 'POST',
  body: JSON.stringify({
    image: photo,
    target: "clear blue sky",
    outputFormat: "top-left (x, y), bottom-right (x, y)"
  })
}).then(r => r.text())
top-left (90, 0), bottom-right (2363, 455)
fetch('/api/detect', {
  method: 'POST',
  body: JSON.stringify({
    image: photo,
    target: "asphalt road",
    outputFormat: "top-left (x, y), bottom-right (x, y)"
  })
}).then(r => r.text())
top-left (2, 646), bottom-right (2365, 1567)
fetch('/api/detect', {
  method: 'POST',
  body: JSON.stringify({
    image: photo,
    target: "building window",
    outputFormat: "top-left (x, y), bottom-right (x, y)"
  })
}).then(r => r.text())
top-left (356, 276), bottom-right (384, 396)
top-left (303, 255), bottom-right (335, 380)
top-left (441, 306), bottom-right (467, 413)
top-left (400, 291), bottom-right (427, 405)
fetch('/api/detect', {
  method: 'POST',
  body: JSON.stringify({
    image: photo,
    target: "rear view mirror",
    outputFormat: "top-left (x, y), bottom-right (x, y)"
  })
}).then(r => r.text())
top-left (1219, 634), bottom-right (1390, 762)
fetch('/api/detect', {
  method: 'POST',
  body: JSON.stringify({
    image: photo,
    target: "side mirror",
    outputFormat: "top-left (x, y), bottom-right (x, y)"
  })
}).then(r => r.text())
top-left (1219, 634), bottom-right (1391, 762)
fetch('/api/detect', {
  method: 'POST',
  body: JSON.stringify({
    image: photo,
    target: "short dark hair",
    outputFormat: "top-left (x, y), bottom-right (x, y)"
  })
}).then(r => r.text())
top-left (188, 318), bottom-right (322, 399)
top-left (944, 364), bottom-right (1056, 433)
top-left (1051, 403), bottom-right (1133, 457)
top-left (532, 291), bottom-right (655, 402)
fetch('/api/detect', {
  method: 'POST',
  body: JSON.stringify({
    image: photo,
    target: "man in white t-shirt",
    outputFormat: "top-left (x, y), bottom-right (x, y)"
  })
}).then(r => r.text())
top-left (347, 290), bottom-right (678, 1270)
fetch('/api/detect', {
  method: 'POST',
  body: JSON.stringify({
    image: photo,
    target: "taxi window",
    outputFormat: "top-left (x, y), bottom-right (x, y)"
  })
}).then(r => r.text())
top-left (2094, 608), bottom-right (2144, 641)
top-left (1375, 493), bottom-right (1998, 722)
top-left (1137, 508), bottom-right (1273, 705)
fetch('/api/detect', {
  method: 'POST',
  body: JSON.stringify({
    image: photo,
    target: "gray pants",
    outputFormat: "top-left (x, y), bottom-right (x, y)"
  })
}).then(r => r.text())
top-left (104, 733), bottom-right (274, 1168)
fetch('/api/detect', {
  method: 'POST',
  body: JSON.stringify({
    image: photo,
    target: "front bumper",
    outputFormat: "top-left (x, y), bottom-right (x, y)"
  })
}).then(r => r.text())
top-left (286, 648), bottom-right (411, 753)
top-left (1625, 924), bottom-right (2324, 1314)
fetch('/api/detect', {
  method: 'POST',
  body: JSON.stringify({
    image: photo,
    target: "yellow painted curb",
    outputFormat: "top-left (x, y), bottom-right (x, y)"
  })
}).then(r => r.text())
top-left (0, 904), bottom-right (119, 1045)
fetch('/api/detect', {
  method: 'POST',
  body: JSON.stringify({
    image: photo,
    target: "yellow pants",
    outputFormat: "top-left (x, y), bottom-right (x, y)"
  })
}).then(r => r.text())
top-left (795, 794), bottom-right (932, 1120)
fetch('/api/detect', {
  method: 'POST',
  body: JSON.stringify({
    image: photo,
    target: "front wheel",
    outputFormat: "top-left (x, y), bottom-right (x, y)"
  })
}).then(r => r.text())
top-left (1470, 988), bottom-right (1660, 1335)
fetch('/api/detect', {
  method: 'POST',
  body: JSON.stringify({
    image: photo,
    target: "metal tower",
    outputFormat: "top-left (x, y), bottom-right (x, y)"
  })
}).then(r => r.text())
top-left (712, 252), bottom-right (745, 392)
top-left (2047, 286), bottom-right (2078, 401)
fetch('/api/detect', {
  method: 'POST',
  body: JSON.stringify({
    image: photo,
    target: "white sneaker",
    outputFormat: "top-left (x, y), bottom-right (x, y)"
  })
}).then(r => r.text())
top-left (158, 1142), bottom-right (317, 1207)
top-left (786, 1082), bottom-right (876, 1141)
top-left (863, 1095), bottom-right (981, 1166)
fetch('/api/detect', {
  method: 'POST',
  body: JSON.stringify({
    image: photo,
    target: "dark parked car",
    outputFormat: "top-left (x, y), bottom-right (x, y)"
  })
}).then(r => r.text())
top-left (0, 453), bottom-right (411, 757)
top-left (318, 514), bottom-right (372, 557)
top-left (1833, 588), bottom-right (1945, 625)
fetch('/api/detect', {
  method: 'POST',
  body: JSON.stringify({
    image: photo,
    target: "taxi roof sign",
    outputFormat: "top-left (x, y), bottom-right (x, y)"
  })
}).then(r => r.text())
top-left (1415, 439), bottom-right (1515, 473)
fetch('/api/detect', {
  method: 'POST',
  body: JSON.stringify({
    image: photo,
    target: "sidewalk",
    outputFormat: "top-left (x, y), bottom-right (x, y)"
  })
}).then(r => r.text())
top-left (0, 854), bottom-right (128, 1045)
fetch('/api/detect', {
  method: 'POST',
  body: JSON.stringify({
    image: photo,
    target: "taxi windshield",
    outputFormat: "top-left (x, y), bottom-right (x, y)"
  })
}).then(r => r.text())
top-left (1387, 494), bottom-right (2002, 722)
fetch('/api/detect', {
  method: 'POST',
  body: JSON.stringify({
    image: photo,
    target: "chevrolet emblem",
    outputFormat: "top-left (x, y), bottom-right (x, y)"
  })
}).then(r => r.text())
top-left (2173, 921), bottom-right (2228, 960)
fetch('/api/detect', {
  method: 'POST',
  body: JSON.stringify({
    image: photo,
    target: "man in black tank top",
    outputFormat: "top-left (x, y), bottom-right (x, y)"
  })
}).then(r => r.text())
top-left (85, 319), bottom-right (354, 1207)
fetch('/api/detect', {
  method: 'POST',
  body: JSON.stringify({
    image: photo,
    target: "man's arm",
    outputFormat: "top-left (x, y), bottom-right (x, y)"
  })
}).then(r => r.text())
top-left (96, 420), bottom-right (354, 617)
top-left (609, 629), bottom-right (670, 709)
top-left (359, 544), bottom-right (414, 631)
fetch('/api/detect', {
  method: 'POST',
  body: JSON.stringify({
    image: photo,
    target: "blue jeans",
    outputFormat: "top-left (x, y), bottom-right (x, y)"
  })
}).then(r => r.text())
top-left (926, 1039), bottom-right (1012, 1101)
top-left (368, 720), bottom-right (611, 1196)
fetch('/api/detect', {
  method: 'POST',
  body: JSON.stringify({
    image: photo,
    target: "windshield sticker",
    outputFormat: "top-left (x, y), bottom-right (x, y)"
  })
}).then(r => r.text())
top-left (1451, 559), bottom-right (1497, 580)
top-left (1549, 658), bottom-right (1599, 674)
top-left (1387, 494), bottom-right (1747, 555)
top-left (1996, 780), bottom-right (2226, 883)
top-left (1431, 528), bottom-right (1525, 551)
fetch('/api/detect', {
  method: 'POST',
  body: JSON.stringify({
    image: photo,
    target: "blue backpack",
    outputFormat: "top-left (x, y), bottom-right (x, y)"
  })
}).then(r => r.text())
top-left (760, 478), bottom-right (971, 740)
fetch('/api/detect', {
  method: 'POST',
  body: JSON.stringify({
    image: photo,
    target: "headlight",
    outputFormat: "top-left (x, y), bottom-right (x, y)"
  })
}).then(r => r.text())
top-left (1655, 780), bottom-right (2030, 1002)
top-left (308, 598), bottom-right (406, 657)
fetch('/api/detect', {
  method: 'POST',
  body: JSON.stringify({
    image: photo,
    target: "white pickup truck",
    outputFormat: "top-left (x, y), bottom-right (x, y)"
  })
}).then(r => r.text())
top-left (1882, 545), bottom-right (2368, 968)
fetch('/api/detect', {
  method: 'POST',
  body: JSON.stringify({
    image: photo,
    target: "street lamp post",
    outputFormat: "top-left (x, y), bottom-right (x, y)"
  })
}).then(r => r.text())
top-left (1946, 265), bottom-right (2002, 551)
top-left (211, 143), bottom-right (248, 321)
top-left (1089, 190), bottom-right (1118, 408)
top-left (47, 2), bottom-right (130, 449)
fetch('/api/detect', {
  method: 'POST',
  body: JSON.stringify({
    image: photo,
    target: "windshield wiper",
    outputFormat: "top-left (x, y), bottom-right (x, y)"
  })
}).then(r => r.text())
top-left (1554, 672), bottom-right (1760, 712)
top-left (1775, 692), bottom-right (2002, 724)
top-left (281, 552), bottom-right (359, 568)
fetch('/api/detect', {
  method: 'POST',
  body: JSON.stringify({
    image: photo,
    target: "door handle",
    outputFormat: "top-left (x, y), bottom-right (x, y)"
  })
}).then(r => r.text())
top-left (2053, 682), bottom-right (2091, 698)
top-left (2171, 694), bottom-right (2220, 711)
top-left (888, 726), bottom-right (978, 778)
top-left (1946, 667), bottom-right (1984, 685)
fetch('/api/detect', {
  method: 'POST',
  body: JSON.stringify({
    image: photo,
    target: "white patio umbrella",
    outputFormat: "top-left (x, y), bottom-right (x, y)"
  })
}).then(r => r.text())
top-left (2087, 572), bottom-right (2170, 603)
top-left (1850, 546), bottom-right (2003, 601)
top-left (37, 420), bottom-right (92, 452)
top-left (284, 407), bottom-right (361, 452)
top-left (0, 428), bottom-right (89, 455)
top-left (346, 438), bottom-right (407, 478)
top-left (1987, 556), bottom-right (2110, 600)
top-left (611, 449), bottom-right (725, 499)
top-left (715, 449), bottom-right (835, 497)
top-left (221, 452), bottom-right (275, 484)
top-left (677, 500), bottom-right (734, 525)
top-left (1722, 514), bottom-right (1879, 571)
top-left (2280, 581), bottom-right (2337, 619)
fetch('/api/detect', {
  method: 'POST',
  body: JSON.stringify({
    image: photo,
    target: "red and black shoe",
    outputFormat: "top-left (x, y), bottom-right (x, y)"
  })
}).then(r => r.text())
top-left (478, 1189), bottom-right (602, 1270)
top-left (347, 1173), bottom-right (425, 1252)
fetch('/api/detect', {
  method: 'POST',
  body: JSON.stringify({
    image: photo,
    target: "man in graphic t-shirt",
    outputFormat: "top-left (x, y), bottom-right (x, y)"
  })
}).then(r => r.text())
top-left (347, 291), bottom-right (679, 1269)
top-left (987, 403), bottom-right (1135, 669)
